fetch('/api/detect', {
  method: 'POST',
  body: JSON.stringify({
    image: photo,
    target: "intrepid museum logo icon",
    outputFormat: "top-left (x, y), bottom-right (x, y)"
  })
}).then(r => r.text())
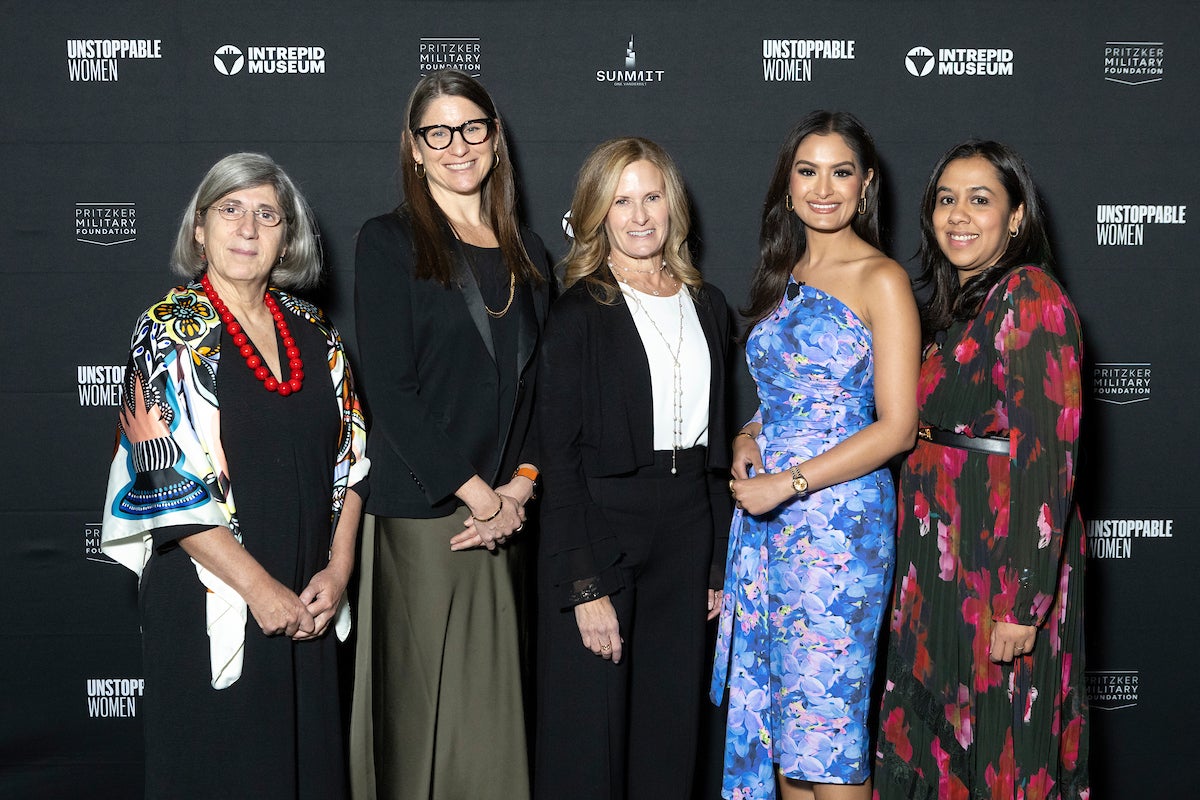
top-left (905, 45), bottom-right (1014, 77)
top-left (214, 44), bottom-right (326, 76)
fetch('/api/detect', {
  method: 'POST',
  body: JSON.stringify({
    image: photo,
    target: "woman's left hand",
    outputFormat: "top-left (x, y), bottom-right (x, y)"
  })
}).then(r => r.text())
top-left (296, 561), bottom-right (351, 640)
top-left (730, 471), bottom-right (795, 516)
top-left (707, 589), bottom-right (723, 621)
top-left (989, 620), bottom-right (1037, 663)
top-left (450, 491), bottom-right (527, 551)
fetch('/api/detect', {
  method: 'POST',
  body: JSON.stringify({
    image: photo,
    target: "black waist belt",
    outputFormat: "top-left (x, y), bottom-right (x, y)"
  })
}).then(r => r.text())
top-left (918, 426), bottom-right (1009, 456)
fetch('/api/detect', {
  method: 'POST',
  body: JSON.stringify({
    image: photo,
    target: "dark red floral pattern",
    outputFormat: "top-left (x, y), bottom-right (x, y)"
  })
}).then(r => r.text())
top-left (874, 267), bottom-right (1090, 799)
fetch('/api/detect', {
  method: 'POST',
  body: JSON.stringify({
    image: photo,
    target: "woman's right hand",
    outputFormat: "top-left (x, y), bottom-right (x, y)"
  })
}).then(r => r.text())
top-left (245, 576), bottom-right (315, 638)
top-left (574, 597), bottom-right (622, 664)
top-left (731, 428), bottom-right (764, 480)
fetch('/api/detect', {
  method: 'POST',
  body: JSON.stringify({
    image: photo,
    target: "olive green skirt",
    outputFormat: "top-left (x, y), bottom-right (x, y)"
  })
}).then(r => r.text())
top-left (350, 513), bottom-right (529, 800)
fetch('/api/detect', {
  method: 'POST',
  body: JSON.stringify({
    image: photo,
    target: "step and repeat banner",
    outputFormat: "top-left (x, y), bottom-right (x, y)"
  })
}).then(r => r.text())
top-left (2, 2), bottom-right (1195, 796)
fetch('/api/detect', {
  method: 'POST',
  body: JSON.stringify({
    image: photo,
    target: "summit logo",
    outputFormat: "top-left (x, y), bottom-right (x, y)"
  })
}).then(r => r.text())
top-left (596, 35), bottom-right (664, 87)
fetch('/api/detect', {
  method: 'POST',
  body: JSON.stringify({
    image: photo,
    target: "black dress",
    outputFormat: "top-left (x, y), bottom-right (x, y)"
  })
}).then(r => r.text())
top-left (138, 315), bottom-right (344, 799)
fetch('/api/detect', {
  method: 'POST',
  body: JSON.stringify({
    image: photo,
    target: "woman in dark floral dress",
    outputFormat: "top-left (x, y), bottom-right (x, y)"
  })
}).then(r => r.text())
top-left (873, 140), bottom-right (1089, 800)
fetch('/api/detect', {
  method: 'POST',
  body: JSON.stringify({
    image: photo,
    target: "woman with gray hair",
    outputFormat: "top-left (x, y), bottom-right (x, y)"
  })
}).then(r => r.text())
top-left (101, 152), bottom-right (369, 799)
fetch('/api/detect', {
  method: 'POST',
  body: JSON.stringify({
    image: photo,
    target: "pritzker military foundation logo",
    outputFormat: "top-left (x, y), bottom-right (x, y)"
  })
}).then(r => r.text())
top-left (76, 202), bottom-right (136, 246)
top-left (1086, 670), bottom-right (1139, 711)
top-left (420, 37), bottom-right (481, 76)
top-left (1104, 41), bottom-right (1164, 85)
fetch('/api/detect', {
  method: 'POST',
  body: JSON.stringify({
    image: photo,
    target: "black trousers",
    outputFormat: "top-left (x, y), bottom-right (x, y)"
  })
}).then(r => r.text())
top-left (535, 448), bottom-right (714, 800)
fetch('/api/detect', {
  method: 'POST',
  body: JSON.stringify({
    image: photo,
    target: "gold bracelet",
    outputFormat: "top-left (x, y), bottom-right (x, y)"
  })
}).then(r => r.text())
top-left (735, 430), bottom-right (756, 440)
top-left (473, 496), bottom-right (504, 523)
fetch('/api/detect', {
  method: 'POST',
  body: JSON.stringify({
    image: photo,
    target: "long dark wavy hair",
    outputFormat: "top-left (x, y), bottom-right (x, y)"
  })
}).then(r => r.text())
top-left (397, 69), bottom-right (541, 286)
top-left (916, 140), bottom-right (1053, 342)
top-left (743, 111), bottom-right (883, 328)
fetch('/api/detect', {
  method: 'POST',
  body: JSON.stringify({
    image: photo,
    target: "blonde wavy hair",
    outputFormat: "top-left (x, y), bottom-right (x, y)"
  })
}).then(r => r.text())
top-left (562, 137), bottom-right (702, 304)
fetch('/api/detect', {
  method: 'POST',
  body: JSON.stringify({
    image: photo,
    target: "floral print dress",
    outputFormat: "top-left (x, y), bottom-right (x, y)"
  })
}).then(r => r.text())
top-left (874, 266), bottom-right (1090, 800)
top-left (712, 280), bottom-right (896, 797)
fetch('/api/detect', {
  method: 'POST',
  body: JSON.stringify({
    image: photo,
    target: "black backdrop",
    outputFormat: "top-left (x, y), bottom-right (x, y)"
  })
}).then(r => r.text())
top-left (3, 2), bottom-right (1196, 797)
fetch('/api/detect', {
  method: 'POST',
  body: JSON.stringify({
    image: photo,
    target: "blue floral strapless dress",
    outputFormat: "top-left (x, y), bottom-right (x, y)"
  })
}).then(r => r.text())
top-left (711, 280), bottom-right (896, 797)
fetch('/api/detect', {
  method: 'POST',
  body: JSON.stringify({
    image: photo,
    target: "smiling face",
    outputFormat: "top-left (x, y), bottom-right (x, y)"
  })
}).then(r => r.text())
top-left (932, 156), bottom-right (1025, 284)
top-left (788, 132), bottom-right (873, 235)
top-left (604, 159), bottom-right (670, 268)
top-left (410, 95), bottom-right (496, 203)
top-left (194, 183), bottom-right (286, 290)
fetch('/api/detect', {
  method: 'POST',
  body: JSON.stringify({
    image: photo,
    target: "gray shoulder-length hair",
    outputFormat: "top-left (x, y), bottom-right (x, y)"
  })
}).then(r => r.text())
top-left (170, 152), bottom-right (322, 289)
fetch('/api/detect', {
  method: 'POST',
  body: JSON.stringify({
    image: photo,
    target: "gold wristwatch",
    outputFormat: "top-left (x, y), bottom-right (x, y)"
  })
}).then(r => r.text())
top-left (789, 465), bottom-right (809, 497)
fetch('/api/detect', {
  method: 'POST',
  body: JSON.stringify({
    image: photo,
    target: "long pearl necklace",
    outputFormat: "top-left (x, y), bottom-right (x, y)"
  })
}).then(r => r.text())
top-left (619, 277), bottom-right (685, 474)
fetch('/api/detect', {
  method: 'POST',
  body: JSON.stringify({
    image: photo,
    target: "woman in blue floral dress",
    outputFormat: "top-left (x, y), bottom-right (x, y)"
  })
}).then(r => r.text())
top-left (712, 112), bottom-right (920, 800)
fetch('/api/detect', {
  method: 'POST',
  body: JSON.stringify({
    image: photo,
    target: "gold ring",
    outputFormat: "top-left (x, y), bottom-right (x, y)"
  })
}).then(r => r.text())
top-left (600, 643), bottom-right (612, 652)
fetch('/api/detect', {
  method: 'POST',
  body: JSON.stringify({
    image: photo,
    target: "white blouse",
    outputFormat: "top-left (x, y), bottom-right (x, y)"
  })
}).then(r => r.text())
top-left (619, 284), bottom-right (711, 450)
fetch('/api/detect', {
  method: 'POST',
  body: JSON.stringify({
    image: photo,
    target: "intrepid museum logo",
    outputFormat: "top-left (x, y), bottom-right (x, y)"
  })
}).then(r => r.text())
top-left (1086, 670), bottom-right (1139, 711)
top-left (761, 38), bottom-right (855, 82)
top-left (66, 39), bottom-right (163, 82)
top-left (1096, 204), bottom-right (1186, 246)
top-left (420, 37), bottom-right (481, 76)
top-left (1086, 518), bottom-right (1174, 560)
top-left (905, 45), bottom-right (1014, 77)
top-left (87, 677), bottom-right (143, 718)
top-left (596, 35), bottom-right (664, 87)
top-left (76, 202), bottom-right (136, 246)
top-left (1092, 362), bottom-right (1151, 405)
top-left (214, 44), bottom-right (326, 76)
top-left (1104, 41), bottom-right (1164, 85)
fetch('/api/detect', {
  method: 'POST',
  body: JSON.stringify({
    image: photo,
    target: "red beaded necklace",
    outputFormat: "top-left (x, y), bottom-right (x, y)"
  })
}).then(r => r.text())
top-left (201, 274), bottom-right (305, 396)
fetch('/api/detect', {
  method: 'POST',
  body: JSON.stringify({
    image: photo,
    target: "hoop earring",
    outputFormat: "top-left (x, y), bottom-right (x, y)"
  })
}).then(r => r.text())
top-left (1009, 227), bottom-right (1019, 238)
top-left (858, 196), bottom-right (867, 215)
top-left (415, 162), bottom-right (426, 178)
top-left (785, 194), bottom-right (793, 211)
top-left (492, 151), bottom-right (500, 170)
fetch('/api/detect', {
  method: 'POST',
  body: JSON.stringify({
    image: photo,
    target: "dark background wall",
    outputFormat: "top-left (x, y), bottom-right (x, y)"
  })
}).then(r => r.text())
top-left (2, 2), bottom-right (1195, 796)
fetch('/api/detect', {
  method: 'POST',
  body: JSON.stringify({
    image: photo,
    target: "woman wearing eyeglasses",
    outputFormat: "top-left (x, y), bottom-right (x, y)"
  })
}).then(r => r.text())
top-left (349, 69), bottom-right (550, 800)
top-left (101, 152), bottom-right (369, 798)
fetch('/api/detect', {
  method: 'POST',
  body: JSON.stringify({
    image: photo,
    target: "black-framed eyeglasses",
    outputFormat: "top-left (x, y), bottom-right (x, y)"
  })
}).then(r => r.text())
top-left (412, 118), bottom-right (495, 150)
top-left (206, 203), bottom-right (285, 227)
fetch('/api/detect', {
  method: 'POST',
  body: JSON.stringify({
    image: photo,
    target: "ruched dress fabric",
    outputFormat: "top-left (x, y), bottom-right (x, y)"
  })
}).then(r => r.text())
top-left (712, 280), bottom-right (895, 797)
top-left (873, 266), bottom-right (1089, 800)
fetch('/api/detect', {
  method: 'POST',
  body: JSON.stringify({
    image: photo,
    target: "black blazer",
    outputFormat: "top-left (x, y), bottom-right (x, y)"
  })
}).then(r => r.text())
top-left (353, 211), bottom-right (551, 518)
top-left (537, 280), bottom-right (733, 608)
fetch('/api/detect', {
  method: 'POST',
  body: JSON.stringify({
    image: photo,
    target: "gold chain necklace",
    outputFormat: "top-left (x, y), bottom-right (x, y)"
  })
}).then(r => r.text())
top-left (485, 272), bottom-right (516, 318)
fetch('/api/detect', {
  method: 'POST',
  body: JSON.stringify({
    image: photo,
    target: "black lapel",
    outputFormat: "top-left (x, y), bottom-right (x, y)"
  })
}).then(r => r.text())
top-left (608, 294), bottom-right (654, 445)
top-left (452, 241), bottom-right (496, 362)
top-left (694, 287), bottom-right (725, 415)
